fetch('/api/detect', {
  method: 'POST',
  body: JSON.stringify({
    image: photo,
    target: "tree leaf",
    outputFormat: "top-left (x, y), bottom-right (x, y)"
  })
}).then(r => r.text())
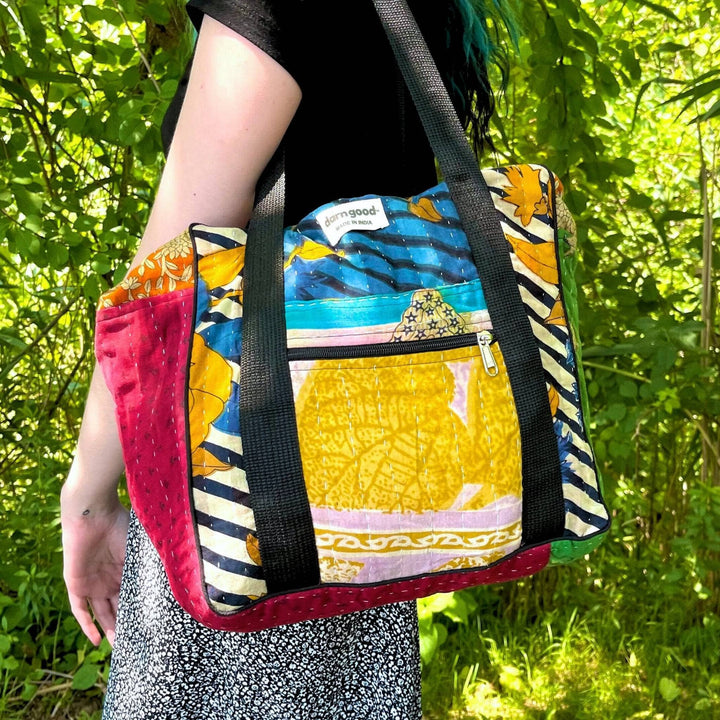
top-left (160, 79), bottom-right (179, 100)
top-left (633, 0), bottom-right (681, 21)
top-left (619, 381), bottom-right (638, 399)
top-left (24, 69), bottom-right (81, 85)
top-left (12, 186), bottom-right (43, 216)
top-left (656, 42), bottom-right (689, 53)
top-left (72, 662), bottom-right (99, 691)
top-left (0, 333), bottom-right (28, 351)
top-left (696, 97), bottom-right (720, 122)
top-left (555, 0), bottom-right (580, 22)
top-left (144, 0), bottom-right (172, 24)
top-left (574, 28), bottom-right (599, 56)
top-left (607, 404), bottom-right (627, 421)
top-left (82, 5), bottom-right (122, 26)
top-left (19, 4), bottom-right (46, 46)
top-left (3, 51), bottom-right (26, 77)
top-left (664, 78), bottom-right (720, 105)
top-left (118, 117), bottom-right (149, 146)
top-left (47, 242), bottom-right (69, 269)
top-left (657, 210), bottom-right (702, 223)
top-left (613, 158), bottom-right (636, 177)
top-left (659, 677), bottom-right (681, 702)
top-left (0, 78), bottom-right (42, 110)
top-left (596, 61), bottom-right (621, 97)
top-left (621, 47), bottom-right (642, 81)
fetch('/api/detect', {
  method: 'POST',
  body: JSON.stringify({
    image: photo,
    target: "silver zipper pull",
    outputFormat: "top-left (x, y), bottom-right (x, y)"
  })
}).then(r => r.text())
top-left (476, 330), bottom-right (498, 376)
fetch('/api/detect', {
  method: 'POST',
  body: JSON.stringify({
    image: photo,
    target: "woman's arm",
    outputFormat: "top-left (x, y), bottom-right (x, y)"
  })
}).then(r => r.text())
top-left (61, 15), bottom-right (302, 645)
top-left (132, 15), bottom-right (301, 256)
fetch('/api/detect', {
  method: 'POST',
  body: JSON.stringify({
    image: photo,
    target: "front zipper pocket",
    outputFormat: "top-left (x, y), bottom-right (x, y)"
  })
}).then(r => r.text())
top-left (288, 329), bottom-right (499, 376)
top-left (286, 323), bottom-right (524, 586)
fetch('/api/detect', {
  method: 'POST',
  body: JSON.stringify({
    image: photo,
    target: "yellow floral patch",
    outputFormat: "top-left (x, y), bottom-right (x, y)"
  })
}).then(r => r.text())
top-left (98, 230), bottom-right (194, 308)
top-left (293, 345), bottom-right (522, 515)
top-left (284, 239), bottom-right (344, 270)
top-left (408, 196), bottom-right (443, 222)
top-left (506, 233), bottom-right (559, 285)
top-left (501, 165), bottom-right (549, 227)
top-left (188, 333), bottom-right (233, 477)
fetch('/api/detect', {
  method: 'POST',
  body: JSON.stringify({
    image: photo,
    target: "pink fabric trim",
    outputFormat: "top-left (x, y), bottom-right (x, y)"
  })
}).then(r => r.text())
top-left (95, 288), bottom-right (209, 620)
top-left (311, 496), bottom-right (520, 532)
top-left (188, 543), bottom-right (551, 633)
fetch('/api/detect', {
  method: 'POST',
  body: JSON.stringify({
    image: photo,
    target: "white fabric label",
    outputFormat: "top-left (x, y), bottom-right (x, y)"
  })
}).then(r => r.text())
top-left (315, 198), bottom-right (389, 247)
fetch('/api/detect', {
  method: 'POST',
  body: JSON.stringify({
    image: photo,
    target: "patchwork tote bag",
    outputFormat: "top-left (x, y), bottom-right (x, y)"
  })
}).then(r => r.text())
top-left (94, 0), bottom-right (610, 632)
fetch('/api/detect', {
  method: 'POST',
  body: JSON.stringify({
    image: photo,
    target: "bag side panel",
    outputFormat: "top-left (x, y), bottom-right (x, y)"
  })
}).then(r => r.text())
top-left (95, 287), bottom-right (208, 618)
top-left (549, 184), bottom-right (610, 562)
top-left (187, 226), bottom-right (269, 611)
top-left (486, 166), bottom-right (609, 540)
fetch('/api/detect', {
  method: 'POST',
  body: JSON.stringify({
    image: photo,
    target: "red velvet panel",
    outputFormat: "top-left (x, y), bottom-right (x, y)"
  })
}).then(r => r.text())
top-left (187, 543), bottom-right (550, 633)
top-left (95, 289), bottom-right (210, 620)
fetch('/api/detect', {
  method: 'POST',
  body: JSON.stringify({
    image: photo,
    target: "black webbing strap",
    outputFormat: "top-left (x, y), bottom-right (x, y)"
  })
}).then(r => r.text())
top-left (240, 150), bottom-right (320, 593)
top-left (372, 0), bottom-right (565, 545)
top-left (241, 0), bottom-right (566, 594)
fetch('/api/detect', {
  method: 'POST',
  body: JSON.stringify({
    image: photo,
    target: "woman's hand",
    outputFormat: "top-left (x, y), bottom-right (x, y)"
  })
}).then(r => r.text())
top-left (61, 364), bottom-right (128, 646)
top-left (61, 495), bottom-right (130, 647)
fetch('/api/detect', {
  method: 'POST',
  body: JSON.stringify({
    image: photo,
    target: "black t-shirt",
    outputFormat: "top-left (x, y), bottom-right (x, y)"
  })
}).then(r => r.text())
top-left (163, 1), bottom-right (452, 221)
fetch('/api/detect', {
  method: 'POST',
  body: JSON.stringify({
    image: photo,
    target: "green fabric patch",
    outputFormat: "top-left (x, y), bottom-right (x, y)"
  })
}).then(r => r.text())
top-left (550, 534), bottom-right (607, 565)
top-left (557, 227), bottom-right (605, 496)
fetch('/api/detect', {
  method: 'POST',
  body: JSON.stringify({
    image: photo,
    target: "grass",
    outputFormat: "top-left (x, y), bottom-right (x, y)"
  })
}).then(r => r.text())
top-left (420, 556), bottom-right (720, 720)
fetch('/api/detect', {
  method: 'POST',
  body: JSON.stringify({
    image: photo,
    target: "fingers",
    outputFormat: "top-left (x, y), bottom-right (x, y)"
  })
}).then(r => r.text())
top-left (68, 593), bottom-right (119, 647)
top-left (92, 597), bottom-right (118, 648)
top-left (68, 592), bottom-right (102, 647)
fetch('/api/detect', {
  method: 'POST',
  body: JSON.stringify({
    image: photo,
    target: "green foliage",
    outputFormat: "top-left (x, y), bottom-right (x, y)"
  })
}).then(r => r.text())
top-left (0, 0), bottom-right (718, 717)
top-left (422, 561), bottom-right (720, 718)
top-left (491, 0), bottom-right (720, 550)
top-left (0, 0), bottom-right (191, 715)
top-left (418, 592), bottom-right (479, 664)
top-left (420, 0), bottom-right (720, 716)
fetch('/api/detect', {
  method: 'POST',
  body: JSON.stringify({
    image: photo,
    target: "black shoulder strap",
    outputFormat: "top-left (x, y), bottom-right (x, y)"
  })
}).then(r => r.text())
top-left (240, 0), bottom-right (565, 596)
top-left (371, 0), bottom-right (565, 545)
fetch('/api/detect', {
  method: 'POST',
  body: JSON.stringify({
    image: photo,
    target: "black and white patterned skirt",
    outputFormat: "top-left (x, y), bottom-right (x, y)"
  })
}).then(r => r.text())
top-left (103, 512), bottom-right (421, 719)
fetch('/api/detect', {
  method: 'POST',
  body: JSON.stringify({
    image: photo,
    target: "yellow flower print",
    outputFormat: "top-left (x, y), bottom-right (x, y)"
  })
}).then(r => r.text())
top-left (408, 196), bottom-right (443, 222)
top-left (501, 166), bottom-right (548, 227)
top-left (188, 333), bottom-right (234, 477)
top-left (284, 239), bottom-right (344, 270)
top-left (157, 233), bottom-right (192, 260)
top-left (135, 257), bottom-right (156, 278)
top-left (97, 229), bottom-right (195, 308)
top-left (119, 275), bottom-right (142, 301)
top-left (506, 233), bottom-right (559, 285)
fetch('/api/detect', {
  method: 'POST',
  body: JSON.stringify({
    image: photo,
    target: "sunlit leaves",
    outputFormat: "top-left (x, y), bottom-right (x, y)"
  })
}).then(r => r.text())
top-left (494, 0), bottom-right (719, 631)
top-left (0, 1), bottom-right (191, 708)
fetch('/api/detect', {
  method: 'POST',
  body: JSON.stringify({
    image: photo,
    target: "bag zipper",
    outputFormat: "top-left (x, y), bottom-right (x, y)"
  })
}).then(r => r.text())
top-left (287, 329), bottom-right (499, 377)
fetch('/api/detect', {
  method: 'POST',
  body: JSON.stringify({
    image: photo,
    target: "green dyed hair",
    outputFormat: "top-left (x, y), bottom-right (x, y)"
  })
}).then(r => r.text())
top-left (445, 0), bottom-right (518, 152)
